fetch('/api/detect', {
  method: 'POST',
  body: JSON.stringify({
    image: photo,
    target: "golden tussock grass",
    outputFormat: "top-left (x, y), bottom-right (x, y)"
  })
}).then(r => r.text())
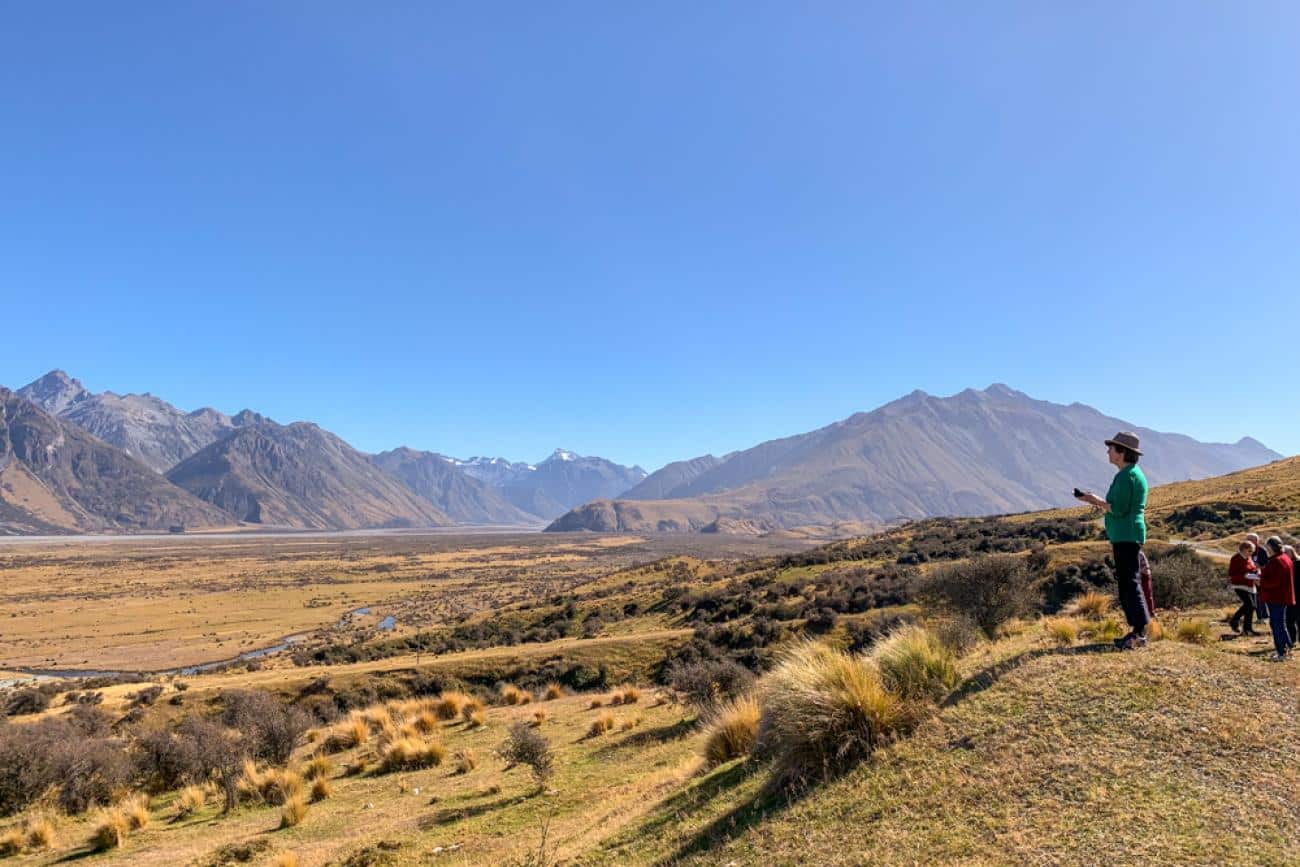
top-left (90, 807), bottom-right (130, 851)
top-left (1088, 617), bottom-right (1124, 642)
top-left (343, 757), bottom-right (370, 777)
top-left (323, 717), bottom-right (370, 753)
top-left (375, 717), bottom-right (400, 747)
top-left (500, 684), bottom-right (527, 706)
top-left (301, 755), bottom-right (334, 781)
top-left (1176, 618), bottom-right (1213, 645)
top-left (702, 695), bottom-right (761, 767)
top-left (1044, 617), bottom-right (1081, 646)
top-left (175, 784), bottom-right (206, 818)
top-left (272, 854), bottom-right (300, 867)
top-left (454, 748), bottom-right (478, 775)
top-left (588, 711), bottom-right (616, 737)
top-left (588, 697), bottom-right (604, 709)
top-left (379, 737), bottom-right (447, 772)
top-left (543, 682), bottom-right (565, 701)
top-left (310, 777), bottom-right (332, 802)
top-left (620, 713), bottom-right (643, 731)
top-left (1147, 619), bottom-right (1166, 641)
top-left (279, 795), bottom-right (308, 829)
top-left (0, 828), bottom-right (25, 857)
top-left (871, 626), bottom-right (959, 702)
top-left (435, 691), bottom-right (472, 720)
top-left (244, 767), bottom-right (305, 807)
top-left (22, 813), bottom-right (56, 851)
top-left (531, 708), bottom-right (548, 727)
top-left (467, 708), bottom-right (487, 728)
top-left (1068, 590), bottom-right (1114, 619)
top-left (461, 696), bottom-right (486, 724)
top-left (361, 705), bottom-right (394, 731)
top-left (759, 640), bottom-right (906, 783)
top-left (123, 793), bottom-right (151, 831)
top-left (412, 709), bottom-right (440, 733)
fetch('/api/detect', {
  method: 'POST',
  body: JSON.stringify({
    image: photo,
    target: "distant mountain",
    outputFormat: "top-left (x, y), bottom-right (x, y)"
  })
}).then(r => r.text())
top-left (166, 422), bottom-right (450, 530)
top-left (0, 388), bottom-right (230, 535)
top-left (370, 447), bottom-right (537, 526)
top-left (547, 385), bottom-right (1284, 534)
top-left (18, 370), bottom-right (270, 473)
top-left (442, 449), bottom-right (647, 520)
top-left (621, 455), bottom-right (723, 500)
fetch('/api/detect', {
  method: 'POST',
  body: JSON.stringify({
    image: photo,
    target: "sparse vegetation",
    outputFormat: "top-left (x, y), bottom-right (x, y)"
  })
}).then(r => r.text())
top-left (588, 712), bottom-right (616, 737)
top-left (920, 554), bottom-right (1039, 638)
top-left (1067, 590), bottom-right (1113, 619)
top-left (279, 795), bottom-right (308, 829)
top-left (1176, 618), bottom-right (1213, 645)
top-left (379, 738), bottom-right (446, 772)
top-left (497, 722), bottom-right (554, 788)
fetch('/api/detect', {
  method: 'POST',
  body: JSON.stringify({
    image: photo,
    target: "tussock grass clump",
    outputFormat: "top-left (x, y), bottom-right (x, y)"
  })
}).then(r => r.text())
top-left (379, 738), bottom-right (446, 772)
top-left (435, 692), bottom-right (471, 721)
top-left (1147, 619), bottom-right (1165, 641)
top-left (1068, 590), bottom-right (1114, 619)
top-left (610, 685), bottom-right (641, 705)
top-left (344, 757), bottom-right (370, 777)
top-left (758, 641), bottom-right (906, 784)
top-left (123, 794), bottom-right (151, 831)
top-left (453, 748), bottom-right (477, 775)
top-left (323, 717), bottom-right (369, 753)
top-left (262, 770), bottom-right (306, 807)
top-left (588, 712), bottom-right (616, 737)
top-left (412, 710), bottom-right (439, 734)
top-left (872, 626), bottom-right (959, 702)
top-left (273, 854), bottom-right (299, 867)
top-left (1176, 618), bottom-right (1213, 645)
top-left (702, 695), bottom-right (760, 767)
top-left (1044, 617), bottom-right (1081, 646)
top-left (23, 814), bottom-right (56, 851)
top-left (90, 807), bottom-right (130, 851)
top-left (620, 714), bottom-right (642, 731)
top-left (467, 709), bottom-right (486, 729)
top-left (0, 828), bottom-right (25, 856)
top-left (543, 683), bottom-right (564, 701)
top-left (588, 697), bottom-right (604, 709)
top-left (309, 777), bottom-right (332, 802)
top-left (375, 717), bottom-right (400, 747)
top-left (278, 795), bottom-right (307, 829)
top-left (531, 709), bottom-right (548, 727)
top-left (362, 706), bottom-right (394, 732)
top-left (460, 697), bottom-right (486, 724)
top-left (301, 755), bottom-right (334, 781)
top-left (175, 784), bottom-right (206, 818)
top-left (500, 685), bottom-right (527, 706)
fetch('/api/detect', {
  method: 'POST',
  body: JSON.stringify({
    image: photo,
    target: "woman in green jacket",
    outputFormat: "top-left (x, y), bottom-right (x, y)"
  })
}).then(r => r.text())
top-left (1076, 432), bottom-right (1150, 650)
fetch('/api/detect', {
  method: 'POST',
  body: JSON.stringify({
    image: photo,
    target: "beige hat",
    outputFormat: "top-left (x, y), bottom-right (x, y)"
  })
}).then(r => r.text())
top-left (1105, 431), bottom-right (1143, 456)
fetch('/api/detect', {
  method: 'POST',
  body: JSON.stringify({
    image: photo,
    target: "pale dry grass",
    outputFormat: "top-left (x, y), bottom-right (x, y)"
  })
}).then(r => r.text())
top-left (1067, 590), bottom-right (1114, 619)
top-left (701, 695), bottom-right (760, 767)
top-left (871, 626), bottom-right (959, 701)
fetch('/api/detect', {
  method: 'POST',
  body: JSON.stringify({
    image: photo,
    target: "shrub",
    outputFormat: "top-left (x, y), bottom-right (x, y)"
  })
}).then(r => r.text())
top-left (175, 785), bottom-right (206, 819)
top-left (929, 614), bottom-right (981, 654)
top-left (23, 813), bottom-right (55, 850)
top-left (310, 777), bottom-right (332, 802)
top-left (1150, 546), bottom-right (1228, 609)
top-left (379, 738), bottom-right (446, 772)
top-left (871, 626), bottom-right (959, 702)
top-left (921, 554), bottom-right (1039, 638)
top-left (221, 690), bottom-right (311, 766)
top-left (1067, 590), bottom-right (1113, 619)
top-left (4, 688), bottom-right (49, 717)
top-left (453, 748), bottom-right (477, 775)
top-left (90, 807), bottom-right (130, 851)
top-left (279, 795), bottom-right (307, 829)
top-left (496, 722), bottom-right (553, 787)
top-left (543, 683), bottom-right (564, 701)
top-left (701, 695), bottom-right (760, 767)
top-left (1176, 618), bottom-right (1213, 645)
top-left (123, 794), bottom-right (150, 831)
top-left (588, 712), bottom-right (615, 737)
top-left (758, 641), bottom-right (905, 784)
top-left (1044, 618), bottom-right (1081, 646)
top-left (667, 658), bottom-right (755, 709)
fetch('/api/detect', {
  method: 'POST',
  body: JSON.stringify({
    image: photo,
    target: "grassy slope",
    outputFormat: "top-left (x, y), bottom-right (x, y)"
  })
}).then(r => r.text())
top-left (588, 628), bottom-right (1300, 866)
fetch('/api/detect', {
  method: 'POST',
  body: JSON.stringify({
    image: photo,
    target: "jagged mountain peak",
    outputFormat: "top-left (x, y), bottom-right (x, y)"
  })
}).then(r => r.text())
top-left (17, 369), bottom-right (91, 415)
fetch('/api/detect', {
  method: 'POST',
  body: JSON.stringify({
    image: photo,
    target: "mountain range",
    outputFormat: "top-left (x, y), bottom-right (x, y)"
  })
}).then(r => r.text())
top-left (0, 371), bottom-right (1284, 536)
top-left (545, 384), bottom-right (1282, 533)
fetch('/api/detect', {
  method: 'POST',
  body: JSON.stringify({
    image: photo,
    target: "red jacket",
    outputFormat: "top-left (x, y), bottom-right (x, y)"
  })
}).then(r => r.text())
top-left (1258, 554), bottom-right (1295, 605)
top-left (1228, 553), bottom-right (1259, 588)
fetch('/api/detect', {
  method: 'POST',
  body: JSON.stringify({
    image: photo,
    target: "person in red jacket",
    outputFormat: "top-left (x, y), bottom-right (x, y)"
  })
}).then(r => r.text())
top-left (1285, 545), bottom-right (1299, 646)
top-left (1257, 537), bottom-right (1296, 661)
top-left (1227, 541), bottom-right (1262, 636)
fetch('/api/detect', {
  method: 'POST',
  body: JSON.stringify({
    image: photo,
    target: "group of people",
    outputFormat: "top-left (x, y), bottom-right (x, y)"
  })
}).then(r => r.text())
top-left (1228, 533), bottom-right (1299, 660)
top-left (1075, 430), bottom-right (1298, 659)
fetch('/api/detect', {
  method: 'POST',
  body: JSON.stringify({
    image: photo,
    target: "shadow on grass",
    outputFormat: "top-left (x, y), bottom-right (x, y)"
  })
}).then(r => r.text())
top-left (940, 642), bottom-right (1113, 710)
top-left (418, 793), bottom-right (526, 828)
top-left (607, 716), bottom-right (696, 751)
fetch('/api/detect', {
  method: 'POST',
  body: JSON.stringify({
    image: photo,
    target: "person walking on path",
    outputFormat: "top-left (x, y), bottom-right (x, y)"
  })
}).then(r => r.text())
top-left (1227, 540), bottom-right (1261, 635)
top-left (1076, 431), bottom-right (1150, 650)
top-left (1257, 537), bottom-right (1295, 661)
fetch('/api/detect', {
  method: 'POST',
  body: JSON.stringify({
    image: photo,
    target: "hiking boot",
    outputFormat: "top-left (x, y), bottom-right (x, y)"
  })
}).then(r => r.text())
top-left (1269, 653), bottom-right (1287, 662)
top-left (1114, 634), bottom-right (1139, 651)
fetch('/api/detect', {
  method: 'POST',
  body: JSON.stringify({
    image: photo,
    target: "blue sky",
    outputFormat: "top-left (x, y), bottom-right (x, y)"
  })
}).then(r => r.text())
top-left (3, 2), bottom-right (1297, 470)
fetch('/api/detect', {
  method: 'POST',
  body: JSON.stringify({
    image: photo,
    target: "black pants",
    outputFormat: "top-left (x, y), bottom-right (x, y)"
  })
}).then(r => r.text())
top-left (1287, 604), bottom-right (1299, 646)
top-left (1230, 588), bottom-right (1256, 633)
top-left (1113, 542), bottom-right (1150, 635)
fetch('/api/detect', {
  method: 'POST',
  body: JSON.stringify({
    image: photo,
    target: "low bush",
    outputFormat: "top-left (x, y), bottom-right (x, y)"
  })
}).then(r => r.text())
top-left (379, 738), bottom-right (446, 772)
top-left (543, 683), bottom-right (564, 701)
top-left (453, 748), bottom-right (477, 775)
top-left (1067, 590), bottom-right (1113, 619)
top-left (920, 554), bottom-right (1039, 638)
top-left (871, 626), bottom-right (959, 702)
top-left (3, 688), bottom-right (49, 717)
top-left (588, 712), bottom-right (615, 737)
top-left (667, 658), bottom-right (755, 709)
top-left (221, 690), bottom-right (312, 766)
top-left (1150, 546), bottom-right (1228, 609)
top-left (1175, 618), bottom-right (1213, 645)
top-left (758, 641), bottom-right (905, 785)
top-left (309, 777), bottom-right (331, 802)
top-left (175, 785), bottom-right (206, 819)
top-left (701, 695), bottom-right (760, 767)
top-left (496, 722), bottom-right (553, 787)
top-left (90, 807), bottom-right (130, 851)
top-left (1044, 618), bottom-right (1081, 646)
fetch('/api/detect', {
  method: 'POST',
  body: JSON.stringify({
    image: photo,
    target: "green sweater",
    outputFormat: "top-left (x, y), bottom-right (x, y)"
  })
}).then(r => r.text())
top-left (1104, 464), bottom-right (1148, 544)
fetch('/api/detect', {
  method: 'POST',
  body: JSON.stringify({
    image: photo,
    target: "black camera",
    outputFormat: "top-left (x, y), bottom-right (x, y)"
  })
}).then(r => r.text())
top-left (1072, 487), bottom-right (1085, 499)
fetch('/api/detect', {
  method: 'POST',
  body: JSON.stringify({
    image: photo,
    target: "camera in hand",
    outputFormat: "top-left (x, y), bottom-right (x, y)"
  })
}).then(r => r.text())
top-left (1072, 487), bottom-right (1085, 499)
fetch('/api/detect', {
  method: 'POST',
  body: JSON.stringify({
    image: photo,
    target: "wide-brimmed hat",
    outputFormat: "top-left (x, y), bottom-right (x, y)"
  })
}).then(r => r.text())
top-left (1104, 431), bottom-right (1143, 456)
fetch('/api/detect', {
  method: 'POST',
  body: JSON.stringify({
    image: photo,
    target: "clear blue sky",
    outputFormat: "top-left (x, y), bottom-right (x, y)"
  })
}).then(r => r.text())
top-left (3, 2), bottom-right (1297, 470)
